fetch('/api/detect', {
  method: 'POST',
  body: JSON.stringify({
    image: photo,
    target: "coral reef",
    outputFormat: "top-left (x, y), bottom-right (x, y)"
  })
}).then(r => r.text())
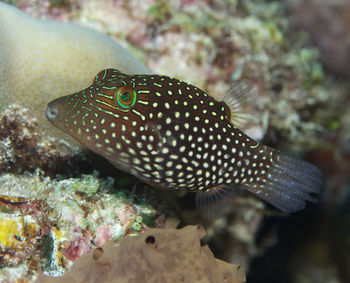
top-left (0, 172), bottom-right (161, 282)
top-left (0, 0), bottom-right (348, 282)
top-left (203, 199), bottom-right (267, 268)
top-left (0, 196), bottom-right (47, 272)
top-left (284, 0), bottom-right (350, 75)
top-left (37, 225), bottom-right (246, 283)
top-left (0, 104), bottom-right (75, 174)
top-left (0, 1), bottom-right (149, 144)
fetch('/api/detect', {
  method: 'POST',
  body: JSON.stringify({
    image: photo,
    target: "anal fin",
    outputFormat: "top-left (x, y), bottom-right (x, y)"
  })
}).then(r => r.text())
top-left (195, 186), bottom-right (245, 220)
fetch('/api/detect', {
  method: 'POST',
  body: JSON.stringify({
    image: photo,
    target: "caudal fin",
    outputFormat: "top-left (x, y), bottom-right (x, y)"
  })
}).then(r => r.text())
top-left (195, 149), bottom-right (323, 219)
top-left (244, 151), bottom-right (323, 213)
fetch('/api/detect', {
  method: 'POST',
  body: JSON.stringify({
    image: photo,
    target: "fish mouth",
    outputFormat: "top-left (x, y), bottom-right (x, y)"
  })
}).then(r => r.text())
top-left (45, 100), bottom-right (60, 122)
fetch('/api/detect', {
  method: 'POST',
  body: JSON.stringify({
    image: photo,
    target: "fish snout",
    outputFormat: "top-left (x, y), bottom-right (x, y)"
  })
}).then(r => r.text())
top-left (45, 100), bottom-right (60, 122)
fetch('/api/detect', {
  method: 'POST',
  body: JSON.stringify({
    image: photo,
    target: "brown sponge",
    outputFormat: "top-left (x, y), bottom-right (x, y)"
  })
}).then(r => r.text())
top-left (38, 225), bottom-right (245, 283)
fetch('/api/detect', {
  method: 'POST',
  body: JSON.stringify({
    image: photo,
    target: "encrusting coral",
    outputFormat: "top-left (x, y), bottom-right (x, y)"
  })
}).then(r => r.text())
top-left (0, 171), bottom-right (161, 281)
top-left (0, 2), bottom-right (149, 144)
top-left (283, 0), bottom-right (350, 75)
top-left (0, 104), bottom-right (73, 174)
top-left (38, 225), bottom-right (246, 283)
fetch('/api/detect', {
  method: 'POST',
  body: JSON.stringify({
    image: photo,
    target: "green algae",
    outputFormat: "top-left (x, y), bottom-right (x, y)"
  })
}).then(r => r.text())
top-left (135, 216), bottom-right (143, 223)
top-left (147, 0), bottom-right (171, 23)
top-left (132, 215), bottom-right (143, 231)
top-left (132, 222), bottom-right (142, 232)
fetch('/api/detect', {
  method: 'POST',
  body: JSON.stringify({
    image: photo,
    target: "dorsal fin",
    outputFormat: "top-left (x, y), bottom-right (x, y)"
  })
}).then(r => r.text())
top-left (220, 80), bottom-right (258, 127)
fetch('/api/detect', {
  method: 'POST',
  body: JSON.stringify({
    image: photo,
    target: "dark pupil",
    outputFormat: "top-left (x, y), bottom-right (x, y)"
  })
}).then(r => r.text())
top-left (121, 91), bottom-right (132, 103)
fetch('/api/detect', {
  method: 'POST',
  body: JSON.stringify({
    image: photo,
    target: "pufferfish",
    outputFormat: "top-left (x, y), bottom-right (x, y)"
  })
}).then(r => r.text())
top-left (46, 69), bottom-right (323, 217)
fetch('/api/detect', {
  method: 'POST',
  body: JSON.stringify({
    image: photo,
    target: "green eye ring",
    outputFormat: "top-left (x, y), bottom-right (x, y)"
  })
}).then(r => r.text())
top-left (116, 87), bottom-right (137, 110)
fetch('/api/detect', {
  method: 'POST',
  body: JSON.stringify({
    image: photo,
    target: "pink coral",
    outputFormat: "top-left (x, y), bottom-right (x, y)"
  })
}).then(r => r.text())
top-left (94, 225), bottom-right (112, 247)
top-left (114, 204), bottom-right (136, 226)
top-left (62, 229), bottom-right (92, 262)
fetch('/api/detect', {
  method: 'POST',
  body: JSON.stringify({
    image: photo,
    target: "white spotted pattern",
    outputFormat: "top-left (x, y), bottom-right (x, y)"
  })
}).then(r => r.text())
top-left (62, 71), bottom-right (269, 196)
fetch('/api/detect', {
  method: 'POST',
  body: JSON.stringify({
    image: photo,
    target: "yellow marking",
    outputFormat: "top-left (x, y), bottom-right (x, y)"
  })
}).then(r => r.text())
top-left (132, 109), bottom-right (146, 121)
top-left (138, 100), bottom-right (149, 105)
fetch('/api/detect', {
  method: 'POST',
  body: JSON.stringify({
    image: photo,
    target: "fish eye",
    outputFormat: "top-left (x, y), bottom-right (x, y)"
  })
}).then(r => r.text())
top-left (120, 91), bottom-right (132, 103)
top-left (116, 87), bottom-right (137, 110)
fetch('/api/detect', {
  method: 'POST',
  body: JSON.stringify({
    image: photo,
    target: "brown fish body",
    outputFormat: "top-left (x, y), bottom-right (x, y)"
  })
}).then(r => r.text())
top-left (46, 69), bottom-right (323, 214)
